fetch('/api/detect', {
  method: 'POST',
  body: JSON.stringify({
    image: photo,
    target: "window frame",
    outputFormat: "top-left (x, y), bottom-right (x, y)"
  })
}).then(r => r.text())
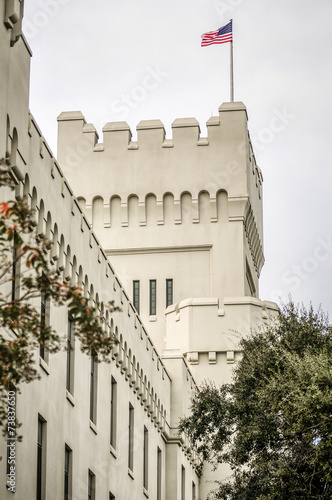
top-left (133, 280), bottom-right (140, 315)
top-left (66, 315), bottom-right (75, 394)
top-left (36, 415), bottom-right (46, 500)
top-left (166, 279), bottom-right (173, 308)
top-left (64, 444), bottom-right (72, 500)
top-left (143, 426), bottom-right (149, 490)
top-left (89, 356), bottom-right (98, 424)
top-left (149, 279), bottom-right (156, 316)
top-left (128, 403), bottom-right (134, 472)
top-left (110, 376), bottom-right (117, 449)
top-left (88, 469), bottom-right (95, 500)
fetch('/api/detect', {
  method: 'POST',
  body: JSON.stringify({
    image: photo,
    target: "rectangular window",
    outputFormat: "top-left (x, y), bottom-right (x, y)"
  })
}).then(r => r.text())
top-left (110, 377), bottom-right (117, 449)
top-left (157, 447), bottom-right (162, 500)
top-left (37, 416), bottom-right (46, 500)
top-left (133, 280), bottom-right (140, 314)
top-left (143, 427), bottom-right (149, 490)
top-left (166, 279), bottom-right (173, 308)
top-left (181, 466), bottom-right (185, 500)
top-left (66, 316), bottom-right (74, 394)
top-left (192, 481), bottom-right (196, 500)
top-left (128, 403), bottom-right (134, 471)
top-left (149, 280), bottom-right (156, 316)
top-left (90, 357), bottom-right (97, 424)
top-left (64, 445), bottom-right (72, 500)
top-left (88, 470), bottom-right (95, 500)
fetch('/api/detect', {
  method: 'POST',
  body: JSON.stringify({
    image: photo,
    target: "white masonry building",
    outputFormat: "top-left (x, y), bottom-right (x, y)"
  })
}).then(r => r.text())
top-left (0, 1), bottom-right (278, 499)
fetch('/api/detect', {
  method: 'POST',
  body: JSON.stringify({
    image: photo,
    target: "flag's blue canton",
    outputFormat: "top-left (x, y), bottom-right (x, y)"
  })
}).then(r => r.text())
top-left (218, 20), bottom-right (232, 36)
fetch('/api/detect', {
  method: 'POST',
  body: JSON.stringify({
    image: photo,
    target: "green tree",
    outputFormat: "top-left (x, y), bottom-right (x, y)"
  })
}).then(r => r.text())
top-left (0, 159), bottom-right (119, 437)
top-left (179, 302), bottom-right (332, 499)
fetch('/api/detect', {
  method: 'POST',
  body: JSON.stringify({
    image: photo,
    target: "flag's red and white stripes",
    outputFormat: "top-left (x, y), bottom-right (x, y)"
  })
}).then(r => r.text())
top-left (201, 21), bottom-right (233, 47)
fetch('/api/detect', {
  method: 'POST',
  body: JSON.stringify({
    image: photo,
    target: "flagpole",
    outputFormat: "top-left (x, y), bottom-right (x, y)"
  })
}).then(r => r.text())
top-left (230, 19), bottom-right (234, 102)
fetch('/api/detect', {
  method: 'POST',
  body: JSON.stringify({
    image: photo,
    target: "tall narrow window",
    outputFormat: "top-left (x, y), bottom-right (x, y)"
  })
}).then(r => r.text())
top-left (109, 494), bottom-right (115, 500)
top-left (128, 403), bottom-right (134, 471)
top-left (149, 280), bottom-right (156, 316)
top-left (37, 416), bottom-right (46, 500)
top-left (181, 466), bottom-right (185, 500)
top-left (64, 445), bottom-right (72, 500)
top-left (88, 470), bottom-right (95, 500)
top-left (143, 427), bottom-right (149, 490)
top-left (66, 316), bottom-right (74, 394)
top-left (133, 280), bottom-right (140, 314)
top-left (110, 377), bottom-right (117, 449)
top-left (192, 481), bottom-right (196, 500)
top-left (90, 357), bottom-right (97, 424)
top-left (166, 279), bottom-right (173, 308)
top-left (157, 447), bottom-right (162, 500)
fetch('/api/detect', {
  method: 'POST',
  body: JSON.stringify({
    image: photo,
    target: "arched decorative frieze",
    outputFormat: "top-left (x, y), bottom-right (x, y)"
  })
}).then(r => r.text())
top-left (217, 189), bottom-right (228, 223)
top-left (116, 334), bottom-right (124, 367)
top-left (37, 199), bottom-right (45, 237)
top-left (51, 223), bottom-right (59, 261)
top-left (128, 194), bottom-right (139, 227)
top-left (148, 387), bottom-right (154, 416)
top-left (110, 195), bottom-right (121, 228)
top-left (130, 355), bottom-right (136, 386)
top-left (45, 212), bottom-right (52, 243)
top-left (6, 115), bottom-right (10, 157)
top-left (30, 187), bottom-right (37, 225)
top-left (64, 245), bottom-right (71, 281)
top-left (198, 190), bottom-right (211, 224)
top-left (23, 174), bottom-right (30, 202)
top-left (134, 363), bottom-right (141, 393)
top-left (76, 265), bottom-right (83, 289)
top-left (121, 341), bottom-right (128, 374)
top-left (10, 127), bottom-right (18, 168)
top-left (57, 234), bottom-right (65, 271)
top-left (126, 348), bottom-right (132, 380)
top-left (92, 196), bottom-right (104, 229)
top-left (69, 255), bottom-right (76, 286)
top-left (83, 275), bottom-right (89, 297)
top-left (163, 192), bottom-right (174, 225)
top-left (181, 191), bottom-right (192, 224)
top-left (77, 196), bottom-right (86, 213)
top-left (89, 284), bottom-right (95, 305)
top-left (145, 193), bottom-right (157, 226)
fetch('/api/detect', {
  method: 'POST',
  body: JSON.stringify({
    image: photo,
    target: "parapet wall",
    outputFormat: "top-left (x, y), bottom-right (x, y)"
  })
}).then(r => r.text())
top-left (57, 102), bottom-right (263, 239)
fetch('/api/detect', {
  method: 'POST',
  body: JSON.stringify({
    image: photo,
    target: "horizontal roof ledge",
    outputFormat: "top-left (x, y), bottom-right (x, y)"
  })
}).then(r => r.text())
top-left (171, 117), bottom-right (200, 130)
top-left (57, 111), bottom-right (86, 122)
top-left (218, 101), bottom-right (248, 119)
top-left (206, 116), bottom-right (220, 127)
top-left (102, 121), bottom-right (131, 132)
top-left (83, 123), bottom-right (98, 136)
top-left (136, 119), bottom-right (165, 131)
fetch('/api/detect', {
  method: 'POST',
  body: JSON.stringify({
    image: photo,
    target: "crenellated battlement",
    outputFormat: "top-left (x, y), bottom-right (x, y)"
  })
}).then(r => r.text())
top-left (58, 102), bottom-right (251, 152)
top-left (57, 102), bottom-right (262, 236)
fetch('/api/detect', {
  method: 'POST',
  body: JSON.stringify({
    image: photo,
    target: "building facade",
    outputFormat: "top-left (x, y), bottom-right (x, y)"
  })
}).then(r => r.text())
top-left (0, 1), bottom-right (278, 499)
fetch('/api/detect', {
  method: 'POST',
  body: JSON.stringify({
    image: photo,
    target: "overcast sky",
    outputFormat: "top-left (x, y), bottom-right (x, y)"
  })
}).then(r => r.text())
top-left (23, 0), bottom-right (332, 317)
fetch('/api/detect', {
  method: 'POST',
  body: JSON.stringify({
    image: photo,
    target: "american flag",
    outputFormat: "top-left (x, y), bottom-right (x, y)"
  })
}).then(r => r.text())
top-left (201, 20), bottom-right (232, 47)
